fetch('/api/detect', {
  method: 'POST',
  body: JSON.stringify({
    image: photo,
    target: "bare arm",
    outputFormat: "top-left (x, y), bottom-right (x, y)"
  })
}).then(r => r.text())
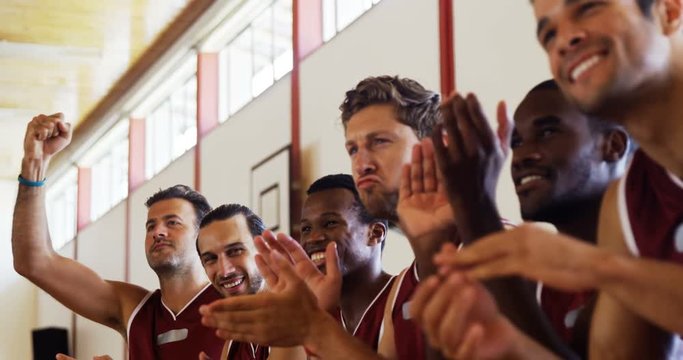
top-left (12, 114), bottom-right (147, 335)
top-left (432, 94), bottom-right (574, 358)
top-left (590, 182), bottom-right (676, 357)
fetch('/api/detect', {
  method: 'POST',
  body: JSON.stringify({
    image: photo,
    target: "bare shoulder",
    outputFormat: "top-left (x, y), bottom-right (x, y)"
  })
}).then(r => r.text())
top-left (597, 180), bottom-right (629, 253)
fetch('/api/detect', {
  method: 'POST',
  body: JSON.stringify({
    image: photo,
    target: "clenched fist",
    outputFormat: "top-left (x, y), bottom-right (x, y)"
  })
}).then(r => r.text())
top-left (22, 113), bottom-right (72, 181)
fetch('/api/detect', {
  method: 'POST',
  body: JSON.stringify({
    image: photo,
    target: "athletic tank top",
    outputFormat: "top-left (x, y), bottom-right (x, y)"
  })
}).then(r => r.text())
top-left (127, 284), bottom-right (224, 359)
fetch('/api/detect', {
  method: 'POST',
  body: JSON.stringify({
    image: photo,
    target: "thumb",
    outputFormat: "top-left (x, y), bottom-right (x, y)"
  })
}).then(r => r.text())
top-left (198, 351), bottom-right (212, 360)
top-left (55, 354), bottom-right (74, 360)
top-left (496, 100), bottom-right (512, 158)
top-left (324, 242), bottom-right (341, 283)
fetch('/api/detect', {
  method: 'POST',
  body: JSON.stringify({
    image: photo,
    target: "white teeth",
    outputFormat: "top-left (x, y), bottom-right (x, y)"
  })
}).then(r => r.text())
top-left (571, 55), bottom-right (601, 82)
top-left (222, 278), bottom-right (244, 288)
top-left (520, 175), bottom-right (543, 185)
top-left (311, 252), bottom-right (326, 263)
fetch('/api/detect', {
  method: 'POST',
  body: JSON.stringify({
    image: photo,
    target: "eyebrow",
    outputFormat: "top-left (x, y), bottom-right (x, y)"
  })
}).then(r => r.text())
top-left (199, 241), bottom-right (245, 258)
top-left (533, 116), bottom-right (562, 127)
top-left (145, 214), bottom-right (181, 228)
top-left (536, 0), bottom-right (581, 38)
top-left (345, 131), bottom-right (392, 147)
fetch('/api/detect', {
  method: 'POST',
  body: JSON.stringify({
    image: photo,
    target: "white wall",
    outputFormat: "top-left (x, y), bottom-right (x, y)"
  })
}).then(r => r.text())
top-left (0, 180), bottom-right (35, 359)
top-left (75, 201), bottom-right (127, 359)
top-left (300, 0), bottom-right (440, 274)
top-left (129, 149), bottom-right (197, 290)
top-left (454, 0), bottom-right (551, 222)
top-left (201, 75), bottom-right (292, 210)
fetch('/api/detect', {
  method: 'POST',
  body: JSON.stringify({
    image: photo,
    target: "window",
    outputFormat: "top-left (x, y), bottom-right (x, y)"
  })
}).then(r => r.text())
top-left (88, 120), bottom-right (129, 221)
top-left (322, 0), bottom-right (381, 42)
top-left (219, 0), bottom-right (292, 121)
top-left (46, 168), bottom-right (78, 250)
top-left (145, 74), bottom-right (198, 178)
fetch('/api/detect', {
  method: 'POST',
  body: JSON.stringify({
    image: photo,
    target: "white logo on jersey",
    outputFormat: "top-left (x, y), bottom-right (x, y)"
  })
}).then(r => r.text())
top-left (564, 307), bottom-right (581, 329)
top-left (675, 223), bottom-right (683, 253)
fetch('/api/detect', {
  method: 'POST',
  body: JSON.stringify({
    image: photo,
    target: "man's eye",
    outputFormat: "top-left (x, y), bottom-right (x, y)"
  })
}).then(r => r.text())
top-left (301, 225), bottom-right (311, 234)
top-left (346, 146), bottom-right (357, 156)
top-left (325, 220), bottom-right (338, 228)
top-left (542, 29), bottom-right (556, 48)
top-left (228, 248), bottom-right (245, 257)
top-left (541, 128), bottom-right (557, 138)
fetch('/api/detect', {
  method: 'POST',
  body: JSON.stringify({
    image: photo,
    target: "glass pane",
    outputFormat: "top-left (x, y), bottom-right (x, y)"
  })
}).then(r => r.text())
top-left (229, 28), bottom-right (253, 114)
top-left (336, 0), bottom-right (368, 31)
top-left (322, 0), bottom-right (336, 41)
top-left (252, 8), bottom-right (274, 96)
top-left (273, 0), bottom-right (293, 79)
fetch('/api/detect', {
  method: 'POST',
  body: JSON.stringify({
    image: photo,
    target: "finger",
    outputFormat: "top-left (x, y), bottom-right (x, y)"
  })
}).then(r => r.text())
top-left (437, 279), bottom-right (476, 350)
top-left (431, 124), bottom-right (451, 179)
top-left (263, 232), bottom-right (294, 264)
top-left (215, 329), bottom-right (262, 345)
top-left (399, 163), bottom-right (412, 200)
top-left (422, 275), bottom-right (466, 347)
top-left (55, 354), bottom-right (74, 360)
top-left (94, 356), bottom-right (113, 360)
top-left (254, 236), bottom-right (272, 257)
top-left (465, 93), bottom-right (496, 151)
top-left (410, 143), bottom-right (425, 194)
top-left (441, 97), bottom-right (465, 161)
top-left (464, 256), bottom-right (521, 282)
top-left (453, 94), bottom-right (479, 157)
top-left (324, 242), bottom-right (341, 283)
top-left (269, 250), bottom-right (304, 286)
top-left (199, 351), bottom-right (212, 360)
top-left (275, 233), bottom-right (318, 274)
top-left (409, 276), bottom-right (440, 323)
top-left (421, 138), bottom-right (437, 192)
top-left (452, 323), bottom-right (484, 360)
top-left (200, 296), bottom-right (263, 314)
top-left (202, 307), bottom-right (264, 330)
top-left (434, 231), bottom-right (512, 268)
top-left (255, 254), bottom-right (279, 288)
top-left (496, 100), bottom-right (512, 158)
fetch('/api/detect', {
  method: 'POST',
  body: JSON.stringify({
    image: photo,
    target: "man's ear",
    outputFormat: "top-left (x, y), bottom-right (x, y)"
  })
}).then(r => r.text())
top-left (601, 128), bottom-right (628, 163)
top-left (657, 0), bottom-right (683, 35)
top-left (367, 222), bottom-right (387, 247)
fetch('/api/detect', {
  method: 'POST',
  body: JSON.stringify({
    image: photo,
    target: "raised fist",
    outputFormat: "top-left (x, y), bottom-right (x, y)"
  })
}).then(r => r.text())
top-left (23, 113), bottom-right (72, 163)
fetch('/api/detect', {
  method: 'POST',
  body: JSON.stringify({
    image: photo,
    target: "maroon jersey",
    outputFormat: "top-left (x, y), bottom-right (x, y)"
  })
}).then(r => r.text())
top-left (391, 262), bottom-right (426, 360)
top-left (538, 284), bottom-right (594, 355)
top-left (127, 284), bottom-right (224, 359)
top-left (332, 276), bottom-right (395, 350)
top-left (225, 340), bottom-right (269, 359)
top-left (618, 150), bottom-right (683, 263)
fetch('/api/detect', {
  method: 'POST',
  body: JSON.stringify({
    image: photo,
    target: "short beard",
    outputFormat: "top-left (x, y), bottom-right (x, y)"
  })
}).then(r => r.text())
top-left (361, 189), bottom-right (399, 223)
top-left (248, 273), bottom-right (265, 294)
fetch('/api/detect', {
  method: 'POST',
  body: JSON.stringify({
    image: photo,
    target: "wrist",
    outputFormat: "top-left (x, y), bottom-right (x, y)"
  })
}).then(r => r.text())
top-left (592, 250), bottom-right (628, 291)
top-left (303, 308), bottom-right (339, 355)
top-left (21, 157), bottom-right (50, 182)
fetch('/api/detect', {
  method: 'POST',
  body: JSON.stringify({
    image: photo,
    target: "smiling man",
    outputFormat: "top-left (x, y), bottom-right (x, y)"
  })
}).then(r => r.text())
top-left (300, 174), bottom-right (394, 350)
top-left (512, 79), bottom-right (629, 356)
top-left (411, 0), bottom-right (683, 358)
top-left (197, 204), bottom-right (268, 359)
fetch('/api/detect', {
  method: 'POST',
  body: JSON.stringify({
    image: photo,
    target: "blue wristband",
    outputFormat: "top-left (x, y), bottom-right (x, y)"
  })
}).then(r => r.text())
top-left (18, 174), bottom-right (46, 187)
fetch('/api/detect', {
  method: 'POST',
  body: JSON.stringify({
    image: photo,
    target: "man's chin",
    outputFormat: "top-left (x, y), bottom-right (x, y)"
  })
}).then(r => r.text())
top-left (362, 192), bottom-right (399, 222)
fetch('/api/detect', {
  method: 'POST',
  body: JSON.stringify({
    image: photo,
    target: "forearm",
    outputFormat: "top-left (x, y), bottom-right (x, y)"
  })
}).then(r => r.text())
top-left (268, 346), bottom-right (307, 360)
top-left (13, 158), bottom-right (54, 276)
top-left (452, 196), bottom-right (503, 246)
top-left (409, 227), bottom-right (457, 280)
top-left (304, 309), bottom-right (383, 360)
top-left (509, 323), bottom-right (563, 360)
top-left (484, 277), bottom-right (576, 359)
top-left (597, 253), bottom-right (683, 334)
